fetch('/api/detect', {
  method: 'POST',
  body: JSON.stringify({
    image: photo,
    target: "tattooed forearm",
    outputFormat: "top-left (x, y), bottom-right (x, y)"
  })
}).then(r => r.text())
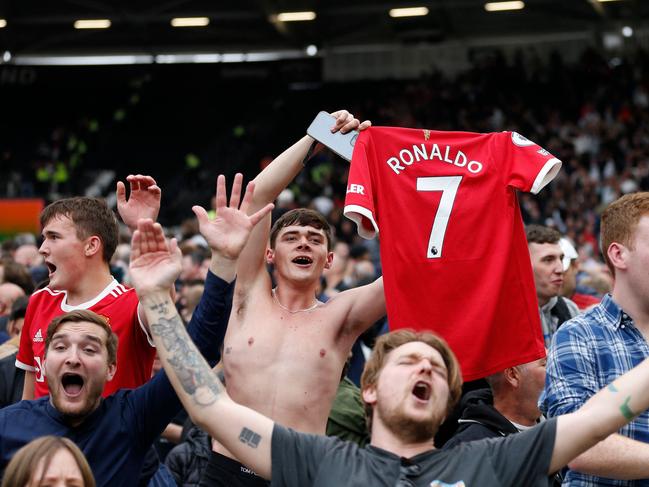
top-left (239, 427), bottom-right (262, 448)
top-left (149, 301), bottom-right (171, 316)
top-left (150, 314), bottom-right (224, 406)
top-left (607, 382), bottom-right (638, 421)
top-left (620, 396), bottom-right (638, 421)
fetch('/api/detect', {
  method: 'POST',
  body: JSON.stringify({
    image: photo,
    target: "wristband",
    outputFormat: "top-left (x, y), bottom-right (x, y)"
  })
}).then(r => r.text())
top-left (302, 140), bottom-right (320, 167)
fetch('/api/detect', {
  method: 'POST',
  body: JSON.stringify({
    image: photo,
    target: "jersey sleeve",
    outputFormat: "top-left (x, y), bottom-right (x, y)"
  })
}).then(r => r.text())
top-left (343, 130), bottom-right (379, 239)
top-left (495, 131), bottom-right (562, 194)
top-left (15, 297), bottom-right (37, 372)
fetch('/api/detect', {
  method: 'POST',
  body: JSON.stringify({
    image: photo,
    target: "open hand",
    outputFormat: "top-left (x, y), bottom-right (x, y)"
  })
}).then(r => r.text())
top-left (117, 174), bottom-right (161, 230)
top-left (192, 174), bottom-right (274, 261)
top-left (130, 219), bottom-right (181, 295)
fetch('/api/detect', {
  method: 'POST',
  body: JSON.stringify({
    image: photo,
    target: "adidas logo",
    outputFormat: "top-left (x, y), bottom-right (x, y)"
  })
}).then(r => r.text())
top-left (33, 329), bottom-right (44, 343)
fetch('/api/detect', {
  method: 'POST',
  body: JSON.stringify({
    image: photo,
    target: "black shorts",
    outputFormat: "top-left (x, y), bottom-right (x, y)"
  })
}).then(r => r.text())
top-left (198, 451), bottom-right (270, 487)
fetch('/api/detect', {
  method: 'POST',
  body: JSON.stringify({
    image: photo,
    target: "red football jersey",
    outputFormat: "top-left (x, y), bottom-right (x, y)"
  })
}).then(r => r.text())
top-left (16, 280), bottom-right (156, 398)
top-left (344, 127), bottom-right (561, 380)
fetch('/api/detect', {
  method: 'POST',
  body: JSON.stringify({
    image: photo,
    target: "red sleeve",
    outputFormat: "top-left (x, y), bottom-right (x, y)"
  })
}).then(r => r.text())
top-left (495, 131), bottom-right (562, 194)
top-left (15, 295), bottom-right (37, 371)
top-left (343, 129), bottom-right (379, 239)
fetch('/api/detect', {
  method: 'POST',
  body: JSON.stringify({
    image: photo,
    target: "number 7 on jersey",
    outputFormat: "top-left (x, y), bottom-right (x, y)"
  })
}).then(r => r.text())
top-left (417, 176), bottom-right (462, 259)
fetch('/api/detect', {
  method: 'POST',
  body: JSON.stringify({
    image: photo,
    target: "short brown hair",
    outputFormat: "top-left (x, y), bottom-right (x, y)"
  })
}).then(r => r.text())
top-left (601, 192), bottom-right (649, 275)
top-left (526, 224), bottom-right (561, 245)
top-left (360, 329), bottom-right (463, 431)
top-left (41, 197), bottom-right (119, 263)
top-left (269, 208), bottom-right (333, 251)
top-left (45, 310), bottom-right (118, 366)
top-left (2, 436), bottom-right (96, 487)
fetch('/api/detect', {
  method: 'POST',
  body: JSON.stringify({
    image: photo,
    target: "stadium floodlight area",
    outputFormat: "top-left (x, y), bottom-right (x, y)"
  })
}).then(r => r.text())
top-left (275, 11), bottom-right (316, 22)
top-left (73, 19), bottom-right (111, 29)
top-left (484, 1), bottom-right (525, 12)
top-left (170, 17), bottom-right (210, 27)
top-left (12, 49), bottom-right (314, 66)
top-left (389, 7), bottom-right (429, 18)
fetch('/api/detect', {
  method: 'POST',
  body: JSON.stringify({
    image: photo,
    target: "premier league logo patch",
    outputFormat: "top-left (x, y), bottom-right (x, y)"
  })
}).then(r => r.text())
top-left (430, 481), bottom-right (465, 487)
top-left (511, 131), bottom-right (535, 147)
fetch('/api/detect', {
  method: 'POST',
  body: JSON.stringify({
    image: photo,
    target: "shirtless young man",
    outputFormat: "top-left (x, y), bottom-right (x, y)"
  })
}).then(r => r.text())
top-left (191, 111), bottom-right (386, 486)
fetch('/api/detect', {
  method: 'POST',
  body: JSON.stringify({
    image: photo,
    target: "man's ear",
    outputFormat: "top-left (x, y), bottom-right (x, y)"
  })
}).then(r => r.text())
top-left (503, 367), bottom-right (520, 388)
top-left (265, 248), bottom-right (275, 265)
top-left (607, 242), bottom-right (628, 271)
top-left (106, 362), bottom-right (117, 382)
top-left (85, 236), bottom-right (102, 258)
top-left (324, 251), bottom-right (334, 270)
top-left (361, 385), bottom-right (377, 407)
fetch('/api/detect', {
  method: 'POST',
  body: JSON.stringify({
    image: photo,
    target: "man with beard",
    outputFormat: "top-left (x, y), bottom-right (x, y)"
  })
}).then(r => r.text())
top-left (0, 176), bottom-right (272, 486)
top-left (144, 259), bottom-right (649, 487)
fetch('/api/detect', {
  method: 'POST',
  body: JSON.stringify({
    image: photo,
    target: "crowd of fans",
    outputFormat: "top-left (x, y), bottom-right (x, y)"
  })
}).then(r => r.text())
top-left (0, 44), bottom-right (649, 485)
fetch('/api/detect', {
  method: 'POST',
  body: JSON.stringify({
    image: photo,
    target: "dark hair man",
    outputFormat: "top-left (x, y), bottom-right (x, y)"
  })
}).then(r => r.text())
top-left (190, 111), bottom-right (386, 485)
top-left (526, 224), bottom-right (579, 346)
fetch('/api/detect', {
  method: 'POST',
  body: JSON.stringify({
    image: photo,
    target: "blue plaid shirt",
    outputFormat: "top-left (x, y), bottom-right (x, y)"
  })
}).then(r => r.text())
top-left (540, 294), bottom-right (649, 486)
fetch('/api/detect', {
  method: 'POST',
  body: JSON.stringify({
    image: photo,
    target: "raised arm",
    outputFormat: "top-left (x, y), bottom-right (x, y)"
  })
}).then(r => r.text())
top-left (236, 110), bottom-right (369, 287)
top-left (130, 178), bottom-right (276, 479)
top-left (550, 358), bottom-right (649, 474)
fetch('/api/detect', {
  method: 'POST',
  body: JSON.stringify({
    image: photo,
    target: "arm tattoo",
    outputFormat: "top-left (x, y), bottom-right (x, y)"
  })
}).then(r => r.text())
top-left (239, 427), bottom-right (262, 448)
top-left (149, 301), bottom-right (171, 315)
top-left (607, 383), bottom-right (638, 421)
top-left (620, 396), bottom-right (638, 421)
top-left (150, 315), bottom-right (224, 406)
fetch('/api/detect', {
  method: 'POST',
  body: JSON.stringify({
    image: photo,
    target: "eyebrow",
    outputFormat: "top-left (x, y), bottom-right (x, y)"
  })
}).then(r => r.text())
top-left (282, 230), bottom-right (324, 238)
top-left (51, 333), bottom-right (104, 345)
top-left (399, 352), bottom-right (446, 368)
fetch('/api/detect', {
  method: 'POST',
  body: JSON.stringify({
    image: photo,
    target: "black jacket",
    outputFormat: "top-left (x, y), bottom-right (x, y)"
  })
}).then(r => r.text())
top-left (443, 388), bottom-right (518, 449)
top-left (0, 352), bottom-right (24, 408)
top-left (165, 426), bottom-right (212, 487)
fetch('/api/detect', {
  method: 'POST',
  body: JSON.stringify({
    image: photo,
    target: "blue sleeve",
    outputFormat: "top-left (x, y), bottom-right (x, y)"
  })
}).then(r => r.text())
top-left (540, 321), bottom-right (599, 417)
top-left (128, 271), bottom-right (234, 446)
top-left (186, 270), bottom-right (234, 366)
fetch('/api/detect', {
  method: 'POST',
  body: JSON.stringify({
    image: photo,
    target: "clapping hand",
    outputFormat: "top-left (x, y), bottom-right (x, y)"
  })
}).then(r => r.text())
top-left (130, 219), bottom-right (181, 295)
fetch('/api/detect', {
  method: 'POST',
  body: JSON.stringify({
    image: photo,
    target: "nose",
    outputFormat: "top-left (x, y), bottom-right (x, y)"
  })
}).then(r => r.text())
top-left (296, 236), bottom-right (311, 248)
top-left (39, 239), bottom-right (48, 256)
top-left (418, 358), bottom-right (433, 373)
top-left (64, 347), bottom-right (82, 366)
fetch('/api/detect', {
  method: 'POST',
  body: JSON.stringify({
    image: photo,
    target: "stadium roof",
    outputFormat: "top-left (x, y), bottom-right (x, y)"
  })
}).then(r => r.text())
top-left (0, 0), bottom-right (646, 58)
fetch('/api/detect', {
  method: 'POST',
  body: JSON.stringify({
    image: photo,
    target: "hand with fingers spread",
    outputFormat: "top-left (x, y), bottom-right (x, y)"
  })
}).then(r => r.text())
top-left (330, 109), bottom-right (372, 134)
top-left (192, 173), bottom-right (274, 261)
top-left (130, 219), bottom-right (182, 295)
top-left (117, 174), bottom-right (162, 231)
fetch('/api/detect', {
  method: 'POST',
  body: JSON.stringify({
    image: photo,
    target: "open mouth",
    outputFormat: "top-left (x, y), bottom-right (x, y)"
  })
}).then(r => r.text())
top-left (292, 256), bottom-right (313, 266)
top-left (412, 381), bottom-right (431, 401)
top-left (61, 373), bottom-right (85, 396)
top-left (46, 261), bottom-right (57, 276)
